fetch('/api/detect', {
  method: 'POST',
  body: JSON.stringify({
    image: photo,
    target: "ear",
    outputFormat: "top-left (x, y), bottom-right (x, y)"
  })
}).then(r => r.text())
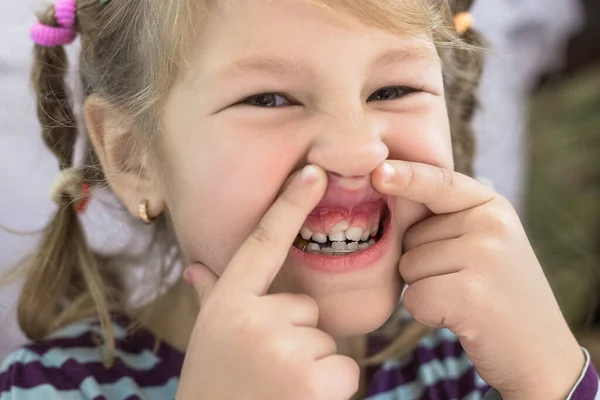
top-left (83, 94), bottom-right (165, 221)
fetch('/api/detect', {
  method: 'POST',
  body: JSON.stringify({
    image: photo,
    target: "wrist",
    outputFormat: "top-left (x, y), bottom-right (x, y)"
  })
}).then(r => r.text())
top-left (500, 344), bottom-right (586, 400)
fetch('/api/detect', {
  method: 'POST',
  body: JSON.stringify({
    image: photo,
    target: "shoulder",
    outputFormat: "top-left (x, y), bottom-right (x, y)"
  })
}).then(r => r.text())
top-left (0, 317), bottom-right (183, 400)
top-left (367, 329), bottom-right (490, 400)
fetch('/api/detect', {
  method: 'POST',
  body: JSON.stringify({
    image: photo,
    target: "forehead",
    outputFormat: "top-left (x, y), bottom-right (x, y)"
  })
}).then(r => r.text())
top-left (187, 0), bottom-right (438, 79)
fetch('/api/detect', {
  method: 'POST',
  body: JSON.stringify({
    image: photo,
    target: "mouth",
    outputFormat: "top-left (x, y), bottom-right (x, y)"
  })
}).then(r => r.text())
top-left (293, 202), bottom-right (389, 256)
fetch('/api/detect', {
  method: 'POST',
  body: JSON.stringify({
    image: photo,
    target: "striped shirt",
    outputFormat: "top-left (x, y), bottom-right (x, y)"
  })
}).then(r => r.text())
top-left (1, 316), bottom-right (599, 399)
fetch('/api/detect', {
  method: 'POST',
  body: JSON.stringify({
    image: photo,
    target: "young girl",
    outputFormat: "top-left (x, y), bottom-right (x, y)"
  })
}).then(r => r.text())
top-left (1, 0), bottom-right (597, 398)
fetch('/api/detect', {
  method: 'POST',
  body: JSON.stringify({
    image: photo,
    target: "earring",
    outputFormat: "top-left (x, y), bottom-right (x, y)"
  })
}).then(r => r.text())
top-left (138, 199), bottom-right (156, 224)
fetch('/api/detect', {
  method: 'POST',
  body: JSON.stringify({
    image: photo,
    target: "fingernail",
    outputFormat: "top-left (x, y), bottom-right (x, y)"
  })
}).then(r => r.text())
top-left (301, 165), bottom-right (318, 184)
top-left (382, 162), bottom-right (395, 183)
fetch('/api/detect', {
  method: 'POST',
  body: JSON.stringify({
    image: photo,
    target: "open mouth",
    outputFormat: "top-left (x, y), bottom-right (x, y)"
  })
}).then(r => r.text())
top-left (293, 202), bottom-right (390, 256)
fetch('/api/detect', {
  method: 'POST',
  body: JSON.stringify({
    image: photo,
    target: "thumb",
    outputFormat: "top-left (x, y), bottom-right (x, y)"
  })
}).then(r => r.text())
top-left (183, 263), bottom-right (218, 305)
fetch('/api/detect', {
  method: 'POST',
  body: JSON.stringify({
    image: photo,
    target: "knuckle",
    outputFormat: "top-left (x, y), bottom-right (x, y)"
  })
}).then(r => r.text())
top-left (402, 288), bottom-right (422, 321)
top-left (279, 190), bottom-right (306, 215)
top-left (460, 272), bottom-right (488, 306)
top-left (400, 162), bottom-right (417, 190)
top-left (399, 252), bottom-right (417, 283)
top-left (295, 294), bottom-right (319, 316)
top-left (302, 380), bottom-right (323, 400)
top-left (476, 236), bottom-right (505, 257)
top-left (473, 202), bottom-right (515, 236)
top-left (343, 358), bottom-right (361, 387)
top-left (439, 168), bottom-right (456, 191)
top-left (270, 335), bottom-right (298, 360)
top-left (250, 223), bottom-right (272, 245)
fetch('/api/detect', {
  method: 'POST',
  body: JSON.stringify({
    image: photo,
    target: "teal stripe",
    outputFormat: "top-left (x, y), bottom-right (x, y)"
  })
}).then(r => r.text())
top-left (381, 329), bottom-right (460, 372)
top-left (0, 384), bottom-right (85, 400)
top-left (0, 378), bottom-right (178, 400)
top-left (46, 320), bottom-right (127, 340)
top-left (367, 352), bottom-right (478, 400)
top-left (79, 376), bottom-right (179, 399)
top-left (1, 347), bottom-right (160, 372)
top-left (1, 348), bottom-right (40, 372)
top-left (462, 389), bottom-right (485, 400)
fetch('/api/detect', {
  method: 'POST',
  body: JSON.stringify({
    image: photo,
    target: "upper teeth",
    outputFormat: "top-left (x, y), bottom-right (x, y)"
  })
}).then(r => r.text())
top-left (345, 227), bottom-right (363, 241)
top-left (300, 219), bottom-right (380, 243)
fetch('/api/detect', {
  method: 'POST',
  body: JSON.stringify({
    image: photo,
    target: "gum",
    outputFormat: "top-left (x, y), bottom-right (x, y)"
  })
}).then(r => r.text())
top-left (301, 201), bottom-right (384, 235)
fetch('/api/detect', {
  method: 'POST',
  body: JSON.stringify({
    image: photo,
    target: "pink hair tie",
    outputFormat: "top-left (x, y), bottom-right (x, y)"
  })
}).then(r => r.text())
top-left (30, 0), bottom-right (77, 47)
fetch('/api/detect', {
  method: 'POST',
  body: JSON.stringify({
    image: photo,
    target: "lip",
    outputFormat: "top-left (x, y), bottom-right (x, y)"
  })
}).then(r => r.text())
top-left (289, 198), bottom-right (394, 273)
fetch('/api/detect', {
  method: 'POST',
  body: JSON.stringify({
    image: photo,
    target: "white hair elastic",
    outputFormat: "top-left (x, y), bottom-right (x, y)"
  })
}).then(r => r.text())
top-left (49, 168), bottom-right (91, 213)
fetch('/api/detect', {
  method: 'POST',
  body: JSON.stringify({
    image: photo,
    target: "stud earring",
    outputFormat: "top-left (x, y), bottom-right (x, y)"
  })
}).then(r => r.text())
top-left (138, 199), bottom-right (156, 224)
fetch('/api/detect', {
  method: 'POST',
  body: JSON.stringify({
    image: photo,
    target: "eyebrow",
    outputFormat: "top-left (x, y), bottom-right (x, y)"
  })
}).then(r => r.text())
top-left (213, 47), bottom-right (436, 80)
top-left (371, 47), bottom-right (437, 69)
top-left (214, 56), bottom-right (312, 80)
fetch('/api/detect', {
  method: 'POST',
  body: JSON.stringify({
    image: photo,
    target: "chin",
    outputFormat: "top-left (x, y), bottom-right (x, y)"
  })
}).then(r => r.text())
top-left (315, 281), bottom-right (402, 337)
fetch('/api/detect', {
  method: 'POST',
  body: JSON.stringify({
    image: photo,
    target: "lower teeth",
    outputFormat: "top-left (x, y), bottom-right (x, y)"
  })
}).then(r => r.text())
top-left (295, 207), bottom-right (388, 256)
top-left (306, 239), bottom-right (377, 255)
top-left (296, 237), bottom-right (378, 256)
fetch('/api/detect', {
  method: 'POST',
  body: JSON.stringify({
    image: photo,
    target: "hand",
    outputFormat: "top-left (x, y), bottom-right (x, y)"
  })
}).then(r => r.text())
top-left (176, 165), bottom-right (359, 400)
top-left (372, 161), bottom-right (585, 399)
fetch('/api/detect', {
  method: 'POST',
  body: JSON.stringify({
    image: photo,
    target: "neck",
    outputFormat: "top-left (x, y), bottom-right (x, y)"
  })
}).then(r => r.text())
top-left (133, 277), bottom-right (199, 353)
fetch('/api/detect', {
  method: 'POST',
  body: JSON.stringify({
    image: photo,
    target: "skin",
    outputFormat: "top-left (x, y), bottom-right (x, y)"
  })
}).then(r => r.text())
top-left (85, 0), bottom-right (585, 398)
top-left (89, 0), bottom-right (449, 335)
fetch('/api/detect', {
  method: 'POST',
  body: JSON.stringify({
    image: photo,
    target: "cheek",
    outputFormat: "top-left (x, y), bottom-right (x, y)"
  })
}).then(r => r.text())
top-left (385, 100), bottom-right (453, 169)
top-left (159, 124), bottom-right (302, 275)
top-left (384, 101), bottom-right (452, 236)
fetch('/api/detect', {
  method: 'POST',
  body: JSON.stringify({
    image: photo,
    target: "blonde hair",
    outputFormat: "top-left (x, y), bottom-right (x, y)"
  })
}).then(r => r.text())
top-left (19, 0), bottom-right (483, 372)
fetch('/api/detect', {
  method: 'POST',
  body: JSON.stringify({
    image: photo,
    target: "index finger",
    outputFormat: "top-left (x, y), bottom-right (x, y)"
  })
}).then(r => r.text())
top-left (373, 161), bottom-right (495, 214)
top-left (218, 165), bottom-right (327, 296)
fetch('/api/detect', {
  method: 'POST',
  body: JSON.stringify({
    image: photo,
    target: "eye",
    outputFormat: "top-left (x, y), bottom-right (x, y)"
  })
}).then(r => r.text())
top-left (367, 86), bottom-right (420, 102)
top-left (241, 93), bottom-right (292, 108)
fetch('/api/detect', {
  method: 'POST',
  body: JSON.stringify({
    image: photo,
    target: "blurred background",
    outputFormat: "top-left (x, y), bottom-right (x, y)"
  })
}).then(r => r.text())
top-left (1, 0), bottom-right (599, 364)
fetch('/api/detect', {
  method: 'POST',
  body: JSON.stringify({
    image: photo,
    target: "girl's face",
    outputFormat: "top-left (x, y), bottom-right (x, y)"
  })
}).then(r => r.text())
top-left (160, 0), bottom-right (453, 336)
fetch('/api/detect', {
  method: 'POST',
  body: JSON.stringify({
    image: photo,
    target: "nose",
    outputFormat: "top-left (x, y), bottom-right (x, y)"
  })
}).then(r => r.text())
top-left (306, 110), bottom-right (389, 178)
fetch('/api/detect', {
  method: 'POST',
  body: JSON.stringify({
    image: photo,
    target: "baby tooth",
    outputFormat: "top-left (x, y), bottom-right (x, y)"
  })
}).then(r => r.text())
top-left (322, 247), bottom-right (334, 253)
top-left (368, 239), bottom-right (376, 246)
top-left (313, 233), bottom-right (327, 243)
top-left (301, 227), bottom-right (313, 240)
top-left (332, 241), bottom-right (347, 251)
top-left (346, 242), bottom-right (359, 251)
top-left (307, 243), bottom-right (321, 252)
top-left (345, 227), bottom-right (364, 242)
top-left (361, 231), bottom-right (370, 241)
top-left (329, 220), bottom-right (350, 234)
top-left (329, 232), bottom-right (346, 242)
top-left (370, 225), bottom-right (379, 237)
top-left (358, 242), bottom-right (370, 250)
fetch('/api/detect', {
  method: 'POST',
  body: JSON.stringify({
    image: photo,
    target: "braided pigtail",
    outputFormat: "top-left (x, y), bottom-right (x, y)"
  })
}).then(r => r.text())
top-left (443, 0), bottom-right (485, 176)
top-left (20, 2), bottom-right (121, 367)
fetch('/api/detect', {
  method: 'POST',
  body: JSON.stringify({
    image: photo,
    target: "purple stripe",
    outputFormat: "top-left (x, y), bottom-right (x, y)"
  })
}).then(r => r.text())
top-left (0, 360), bottom-right (80, 391)
top-left (1, 356), bottom-right (180, 391)
top-left (26, 332), bottom-right (152, 357)
top-left (367, 337), bottom-right (483, 396)
top-left (2, 320), bottom-right (184, 392)
top-left (24, 323), bottom-right (184, 371)
top-left (420, 365), bottom-right (489, 400)
top-left (368, 356), bottom-right (489, 398)
top-left (25, 334), bottom-right (97, 356)
top-left (571, 360), bottom-right (600, 399)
